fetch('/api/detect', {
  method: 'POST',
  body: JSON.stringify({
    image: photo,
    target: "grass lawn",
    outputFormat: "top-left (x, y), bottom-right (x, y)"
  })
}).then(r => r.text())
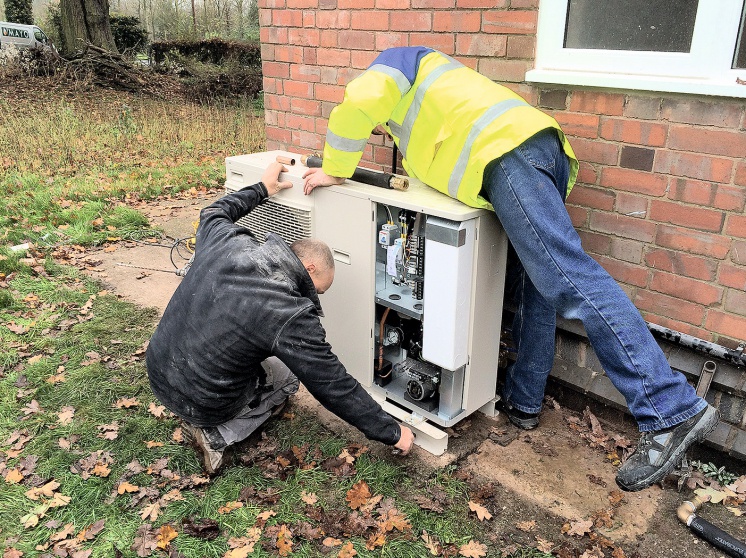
top-left (0, 87), bottom-right (528, 558)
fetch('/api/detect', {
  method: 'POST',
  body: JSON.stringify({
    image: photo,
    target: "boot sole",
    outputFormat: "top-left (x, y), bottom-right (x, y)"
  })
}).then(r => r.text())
top-left (615, 406), bottom-right (719, 492)
top-left (507, 414), bottom-right (539, 430)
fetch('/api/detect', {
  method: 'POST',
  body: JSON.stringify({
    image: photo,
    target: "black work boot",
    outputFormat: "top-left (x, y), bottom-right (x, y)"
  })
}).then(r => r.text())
top-left (500, 401), bottom-right (540, 430)
top-left (615, 405), bottom-right (719, 492)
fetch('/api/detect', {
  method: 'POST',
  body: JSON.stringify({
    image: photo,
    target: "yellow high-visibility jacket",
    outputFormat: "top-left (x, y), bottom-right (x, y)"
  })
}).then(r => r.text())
top-left (322, 47), bottom-right (578, 210)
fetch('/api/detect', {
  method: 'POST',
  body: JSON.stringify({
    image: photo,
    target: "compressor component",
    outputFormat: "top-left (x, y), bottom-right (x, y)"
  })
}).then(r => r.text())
top-left (395, 358), bottom-right (441, 403)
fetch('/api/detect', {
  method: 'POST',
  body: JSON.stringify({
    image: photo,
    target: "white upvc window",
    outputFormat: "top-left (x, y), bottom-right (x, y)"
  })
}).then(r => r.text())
top-left (526, 0), bottom-right (746, 98)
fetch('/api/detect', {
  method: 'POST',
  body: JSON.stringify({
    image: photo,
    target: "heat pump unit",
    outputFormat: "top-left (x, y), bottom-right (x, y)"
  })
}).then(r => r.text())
top-left (225, 151), bottom-right (508, 455)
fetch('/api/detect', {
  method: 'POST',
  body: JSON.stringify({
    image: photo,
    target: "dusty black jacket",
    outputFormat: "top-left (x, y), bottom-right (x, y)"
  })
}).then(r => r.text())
top-left (146, 183), bottom-right (401, 446)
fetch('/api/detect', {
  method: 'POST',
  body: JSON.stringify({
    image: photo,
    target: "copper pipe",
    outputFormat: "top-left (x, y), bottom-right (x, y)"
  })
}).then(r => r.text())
top-left (276, 155), bottom-right (295, 165)
top-left (377, 307), bottom-right (391, 371)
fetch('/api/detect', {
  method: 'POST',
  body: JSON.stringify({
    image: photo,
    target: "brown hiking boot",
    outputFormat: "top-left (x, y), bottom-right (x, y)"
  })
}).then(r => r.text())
top-left (182, 423), bottom-right (227, 475)
top-left (270, 400), bottom-right (288, 418)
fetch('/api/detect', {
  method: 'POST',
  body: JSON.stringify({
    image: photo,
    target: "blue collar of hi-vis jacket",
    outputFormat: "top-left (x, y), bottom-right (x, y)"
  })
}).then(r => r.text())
top-left (368, 46), bottom-right (434, 87)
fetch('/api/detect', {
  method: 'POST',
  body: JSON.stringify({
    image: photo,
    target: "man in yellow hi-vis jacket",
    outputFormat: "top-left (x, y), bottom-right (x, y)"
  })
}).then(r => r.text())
top-left (303, 47), bottom-right (717, 492)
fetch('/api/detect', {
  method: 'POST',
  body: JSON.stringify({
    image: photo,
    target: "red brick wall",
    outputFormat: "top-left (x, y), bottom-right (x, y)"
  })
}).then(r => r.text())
top-left (259, 1), bottom-right (746, 348)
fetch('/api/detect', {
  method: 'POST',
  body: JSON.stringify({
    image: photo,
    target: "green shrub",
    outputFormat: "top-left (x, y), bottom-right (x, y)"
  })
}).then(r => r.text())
top-left (151, 38), bottom-right (261, 68)
top-left (110, 15), bottom-right (148, 55)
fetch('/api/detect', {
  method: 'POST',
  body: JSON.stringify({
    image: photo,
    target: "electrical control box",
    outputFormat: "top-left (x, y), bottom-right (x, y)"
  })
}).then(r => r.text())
top-left (225, 150), bottom-right (508, 455)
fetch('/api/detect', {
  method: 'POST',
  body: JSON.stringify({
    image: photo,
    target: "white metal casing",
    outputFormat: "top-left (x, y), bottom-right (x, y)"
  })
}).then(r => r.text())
top-left (422, 217), bottom-right (475, 370)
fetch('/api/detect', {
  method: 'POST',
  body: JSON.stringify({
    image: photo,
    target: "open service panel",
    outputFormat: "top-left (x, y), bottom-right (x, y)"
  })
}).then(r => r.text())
top-left (224, 151), bottom-right (508, 455)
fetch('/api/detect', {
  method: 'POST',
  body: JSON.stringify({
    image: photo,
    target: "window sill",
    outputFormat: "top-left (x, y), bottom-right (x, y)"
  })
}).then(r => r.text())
top-left (525, 68), bottom-right (746, 99)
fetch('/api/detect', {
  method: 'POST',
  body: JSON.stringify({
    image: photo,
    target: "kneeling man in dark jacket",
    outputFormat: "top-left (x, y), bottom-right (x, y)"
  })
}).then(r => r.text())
top-left (146, 162), bottom-right (414, 473)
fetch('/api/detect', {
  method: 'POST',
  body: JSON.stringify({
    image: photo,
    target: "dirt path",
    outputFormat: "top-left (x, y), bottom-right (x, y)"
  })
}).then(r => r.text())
top-left (74, 191), bottom-right (740, 558)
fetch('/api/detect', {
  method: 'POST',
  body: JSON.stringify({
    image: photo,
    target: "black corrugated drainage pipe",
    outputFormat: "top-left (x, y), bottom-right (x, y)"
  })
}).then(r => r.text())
top-left (647, 322), bottom-right (746, 367)
top-left (678, 495), bottom-right (746, 557)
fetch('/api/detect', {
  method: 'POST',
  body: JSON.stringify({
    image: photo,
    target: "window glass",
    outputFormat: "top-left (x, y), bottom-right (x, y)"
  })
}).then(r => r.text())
top-left (735, 3), bottom-right (746, 68)
top-left (564, 0), bottom-right (699, 52)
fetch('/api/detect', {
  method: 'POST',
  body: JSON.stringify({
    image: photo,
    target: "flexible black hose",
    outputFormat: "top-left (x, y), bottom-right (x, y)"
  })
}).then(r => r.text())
top-left (689, 516), bottom-right (746, 558)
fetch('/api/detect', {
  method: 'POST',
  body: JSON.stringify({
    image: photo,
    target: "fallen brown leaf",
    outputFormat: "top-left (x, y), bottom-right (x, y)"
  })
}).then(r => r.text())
top-left (365, 531), bottom-right (386, 550)
top-left (346, 480), bottom-right (371, 510)
top-left (25, 480), bottom-right (60, 500)
top-left (140, 502), bottom-right (161, 522)
top-left (468, 501), bottom-right (492, 521)
top-left (50, 522), bottom-right (75, 541)
top-left (156, 524), bottom-right (178, 549)
top-left (148, 402), bottom-right (166, 418)
top-left (459, 539), bottom-right (487, 557)
top-left (563, 518), bottom-right (593, 537)
top-left (131, 524), bottom-right (158, 557)
top-left (580, 545), bottom-right (605, 558)
top-left (276, 524), bottom-right (293, 556)
top-left (114, 397), bottom-right (140, 409)
top-left (77, 518), bottom-right (106, 541)
top-left (422, 530), bottom-right (443, 556)
top-left (58, 406), bottom-right (75, 426)
top-left (338, 541), bottom-right (358, 558)
top-left (4, 468), bottom-right (24, 484)
top-left (608, 489), bottom-right (625, 507)
top-left (7, 322), bottom-right (29, 334)
top-left (536, 537), bottom-right (554, 553)
top-left (22, 399), bottom-right (42, 415)
top-left (97, 422), bottom-right (119, 440)
top-left (91, 463), bottom-right (111, 477)
top-left (218, 501), bottom-right (244, 514)
top-left (301, 491), bottom-right (318, 505)
top-left (118, 482), bottom-right (140, 494)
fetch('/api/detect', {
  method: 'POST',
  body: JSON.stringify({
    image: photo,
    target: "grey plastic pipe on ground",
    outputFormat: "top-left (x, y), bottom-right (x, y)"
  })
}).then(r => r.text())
top-left (648, 322), bottom-right (746, 367)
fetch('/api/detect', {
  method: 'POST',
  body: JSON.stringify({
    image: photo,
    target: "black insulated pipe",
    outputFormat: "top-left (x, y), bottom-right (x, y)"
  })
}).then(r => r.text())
top-left (301, 155), bottom-right (408, 191)
top-left (678, 496), bottom-right (746, 558)
top-left (647, 322), bottom-right (746, 367)
top-left (689, 516), bottom-right (746, 558)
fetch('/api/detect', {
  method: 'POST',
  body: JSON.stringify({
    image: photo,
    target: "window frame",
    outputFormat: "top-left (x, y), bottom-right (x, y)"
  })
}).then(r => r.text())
top-left (526, 0), bottom-right (746, 98)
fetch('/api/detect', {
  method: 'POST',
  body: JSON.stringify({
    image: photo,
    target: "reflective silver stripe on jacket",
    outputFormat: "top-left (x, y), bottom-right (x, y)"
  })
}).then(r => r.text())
top-left (368, 64), bottom-right (411, 97)
top-left (447, 98), bottom-right (529, 198)
top-left (325, 129), bottom-right (368, 153)
top-left (397, 59), bottom-right (463, 158)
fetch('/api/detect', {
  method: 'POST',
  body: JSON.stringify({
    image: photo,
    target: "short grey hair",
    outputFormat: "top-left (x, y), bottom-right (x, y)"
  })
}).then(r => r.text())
top-left (290, 238), bottom-right (335, 271)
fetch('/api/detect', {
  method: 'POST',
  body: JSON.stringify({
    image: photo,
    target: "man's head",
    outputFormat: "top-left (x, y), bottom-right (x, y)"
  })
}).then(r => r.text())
top-left (290, 238), bottom-right (335, 294)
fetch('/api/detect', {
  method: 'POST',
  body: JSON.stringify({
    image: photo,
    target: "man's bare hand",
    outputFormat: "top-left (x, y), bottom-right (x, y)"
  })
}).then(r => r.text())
top-left (262, 162), bottom-right (293, 196)
top-left (302, 167), bottom-right (345, 195)
top-left (394, 425), bottom-right (415, 455)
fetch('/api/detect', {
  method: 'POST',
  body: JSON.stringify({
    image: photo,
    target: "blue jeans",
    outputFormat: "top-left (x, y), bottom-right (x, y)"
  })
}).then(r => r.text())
top-left (482, 129), bottom-right (706, 432)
